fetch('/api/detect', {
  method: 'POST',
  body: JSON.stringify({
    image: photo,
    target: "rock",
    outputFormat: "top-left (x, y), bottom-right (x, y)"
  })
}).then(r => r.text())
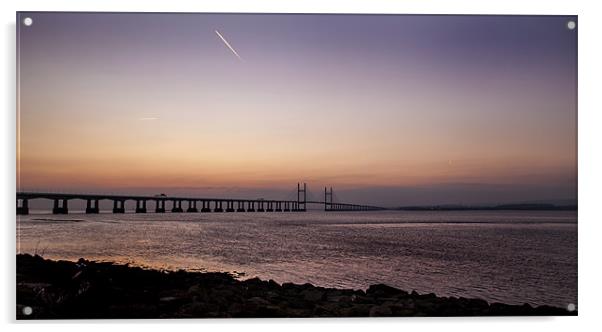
top-left (243, 277), bottom-right (264, 288)
top-left (366, 284), bottom-right (408, 297)
top-left (212, 287), bottom-right (240, 300)
top-left (313, 304), bottom-right (341, 316)
top-left (160, 296), bottom-right (178, 302)
top-left (264, 291), bottom-right (280, 300)
top-left (282, 282), bottom-right (303, 295)
top-left (414, 298), bottom-right (438, 313)
top-left (349, 294), bottom-right (372, 304)
top-left (281, 282), bottom-right (296, 289)
top-left (228, 302), bottom-right (243, 316)
top-left (343, 304), bottom-right (371, 316)
top-left (369, 304), bottom-right (393, 317)
top-left (489, 302), bottom-right (510, 314)
top-left (187, 284), bottom-right (203, 295)
top-left (422, 292), bottom-right (437, 299)
top-left (246, 296), bottom-right (271, 306)
top-left (396, 309), bottom-right (416, 316)
top-left (15, 254), bottom-right (577, 319)
top-left (301, 289), bottom-right (325, 302)
top-left (286, 297), bottom-right (314, 310)
top-left (468, 298), bottom-right (489, 310)
top-left (267, 279), bottom-right (281, 289)
top-left (396, 298), bottom-right (416, 310)
top-left (241, 297), bottom-right (287, 317)
top-left (178, 301), bottom-right (212, 317)
top-left (326, 295), bottom-right (353, 303)
top-left (261, 305), bottom-right (289, 317)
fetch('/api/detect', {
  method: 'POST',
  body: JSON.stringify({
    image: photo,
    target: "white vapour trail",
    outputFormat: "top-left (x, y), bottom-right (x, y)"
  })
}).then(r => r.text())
top-left (215, 30), bottom-right (243, 61)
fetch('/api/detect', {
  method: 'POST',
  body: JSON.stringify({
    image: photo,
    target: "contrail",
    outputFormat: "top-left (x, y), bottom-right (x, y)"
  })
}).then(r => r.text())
top-left (215, 30), bottom-right (243, 61)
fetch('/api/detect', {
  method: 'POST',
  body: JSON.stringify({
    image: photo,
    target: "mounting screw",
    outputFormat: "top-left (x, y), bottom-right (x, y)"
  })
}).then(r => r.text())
top-left (567, 20), bottom-right (576, 30)
top-left (22, 306), bottom-right (33, 315)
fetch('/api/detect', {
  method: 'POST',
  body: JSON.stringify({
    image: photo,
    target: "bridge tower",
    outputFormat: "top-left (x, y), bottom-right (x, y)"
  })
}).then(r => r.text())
top-left (297, 182), bottom-right (307, 211)
top-left (324, 187), bottom-right (333, 211)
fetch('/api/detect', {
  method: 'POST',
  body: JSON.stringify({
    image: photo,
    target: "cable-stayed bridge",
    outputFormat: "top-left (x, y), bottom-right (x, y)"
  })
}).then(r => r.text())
top-left (16, 183), bottom-right (386, 215)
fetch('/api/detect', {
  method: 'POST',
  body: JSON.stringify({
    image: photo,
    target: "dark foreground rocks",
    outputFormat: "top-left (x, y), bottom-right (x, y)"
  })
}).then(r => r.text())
top-left (16, 254), bottom-right (575, 319)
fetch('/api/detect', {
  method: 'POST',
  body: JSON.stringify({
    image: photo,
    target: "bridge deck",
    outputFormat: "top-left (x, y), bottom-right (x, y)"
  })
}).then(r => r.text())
top-left (16, 192), bottom-right (298, 203)
top-left (16, 186), bottom-right (386, 215)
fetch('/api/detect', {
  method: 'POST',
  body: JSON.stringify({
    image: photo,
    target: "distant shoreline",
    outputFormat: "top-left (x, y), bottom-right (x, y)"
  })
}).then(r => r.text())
top-left (394, 204), bottom-right (577, 211)
top-left (17, 254), bottom-right (575, 319)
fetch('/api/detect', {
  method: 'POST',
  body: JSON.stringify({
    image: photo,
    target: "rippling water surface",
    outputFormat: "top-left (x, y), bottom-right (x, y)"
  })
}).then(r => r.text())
top-left (17, 210), bottom-right (577, 308)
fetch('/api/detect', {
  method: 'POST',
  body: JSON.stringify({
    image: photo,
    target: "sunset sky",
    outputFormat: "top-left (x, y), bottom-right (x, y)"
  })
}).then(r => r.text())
top-left (17, 13), bottom-right (577, 206)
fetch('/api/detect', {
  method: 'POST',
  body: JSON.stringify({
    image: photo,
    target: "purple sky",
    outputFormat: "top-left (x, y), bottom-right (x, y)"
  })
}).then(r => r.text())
top-left (17, 13), bottom-right (577, 206)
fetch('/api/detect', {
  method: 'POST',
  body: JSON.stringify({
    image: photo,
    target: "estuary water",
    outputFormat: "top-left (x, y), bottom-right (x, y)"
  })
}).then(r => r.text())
top-left (16, 210), bottom-right (577, 308)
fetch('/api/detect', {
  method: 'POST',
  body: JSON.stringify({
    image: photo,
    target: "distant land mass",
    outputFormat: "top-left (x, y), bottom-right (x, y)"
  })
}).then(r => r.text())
top-left (395, 200), bottom-right (577, 211)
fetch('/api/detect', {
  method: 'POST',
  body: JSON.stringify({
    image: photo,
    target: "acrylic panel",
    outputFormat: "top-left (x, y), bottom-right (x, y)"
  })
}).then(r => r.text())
top-left (16, 12), bottom-right (577, 319)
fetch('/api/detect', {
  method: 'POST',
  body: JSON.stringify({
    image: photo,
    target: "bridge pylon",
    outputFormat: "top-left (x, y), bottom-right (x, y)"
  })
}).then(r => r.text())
top-left (324, 187), bottom-right (333, 211)
top-left (297, 182), bottom-right (307, 211)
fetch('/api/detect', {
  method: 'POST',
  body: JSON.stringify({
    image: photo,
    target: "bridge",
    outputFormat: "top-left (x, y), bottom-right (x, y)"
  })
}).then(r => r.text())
top-left (16, 183), bottom-right (386, 215)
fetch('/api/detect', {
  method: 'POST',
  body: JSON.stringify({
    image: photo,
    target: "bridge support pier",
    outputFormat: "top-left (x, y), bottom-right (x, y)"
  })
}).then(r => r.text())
top-left (135, 199), bottom-right (147, 213)
top-left (225, 201), bottom-right (235, 212)
top-left (257, 201), bottom-right (265, 212)
top-left (112, 200), bottom-right (125, 213)
top-left (171, 200), bottom-right (183, 213)
top-left (53, 199), bottom-right (68, 214)
top-left (275, 201), bottom-right (282, 212)
top-left (187, 200), bottom-right (198, 212)
top-left (201, 200), bottom-right (211, 212)
top-left (284, 201), bottom-right (290, 212)
top-left (86, 199), bottom-right (100, 214)
top-left (266, 201), bottom-right (274, 212)
top-left (214, 201), bottom-right (224, 212)
top-left (155, 199), bottom-right (166, 213)
top-left (236, 200), bottom-right (245, 212)
top-left (17, 198), bottom-right (29, 215)
top-left (247, 201), bottom-right (255, 212)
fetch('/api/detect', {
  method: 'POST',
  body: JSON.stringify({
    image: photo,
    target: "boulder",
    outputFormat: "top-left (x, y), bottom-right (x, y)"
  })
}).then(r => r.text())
top-left (366, 284), bottom-right (408, 297)
top-left (369, 304), bottom-right (393, 317)
top-left (301, 289), bottom-right (325, 302)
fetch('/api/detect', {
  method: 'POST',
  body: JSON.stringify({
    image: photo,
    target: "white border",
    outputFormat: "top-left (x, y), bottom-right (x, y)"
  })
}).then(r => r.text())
top-left (2, 0), bottom-right (601, 331)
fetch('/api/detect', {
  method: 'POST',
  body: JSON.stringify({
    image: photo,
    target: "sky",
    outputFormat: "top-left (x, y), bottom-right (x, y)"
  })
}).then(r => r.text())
top-left (17, 13), bottom-right (577, 206)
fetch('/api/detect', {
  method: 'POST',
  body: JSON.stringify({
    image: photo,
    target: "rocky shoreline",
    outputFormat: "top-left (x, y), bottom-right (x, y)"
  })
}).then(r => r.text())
top-left (16, 254), bottom-right (575, 319)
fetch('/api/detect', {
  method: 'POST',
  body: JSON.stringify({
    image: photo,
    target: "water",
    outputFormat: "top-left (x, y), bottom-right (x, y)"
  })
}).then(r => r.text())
top-left (16, 210), bottom-right (577, 308)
